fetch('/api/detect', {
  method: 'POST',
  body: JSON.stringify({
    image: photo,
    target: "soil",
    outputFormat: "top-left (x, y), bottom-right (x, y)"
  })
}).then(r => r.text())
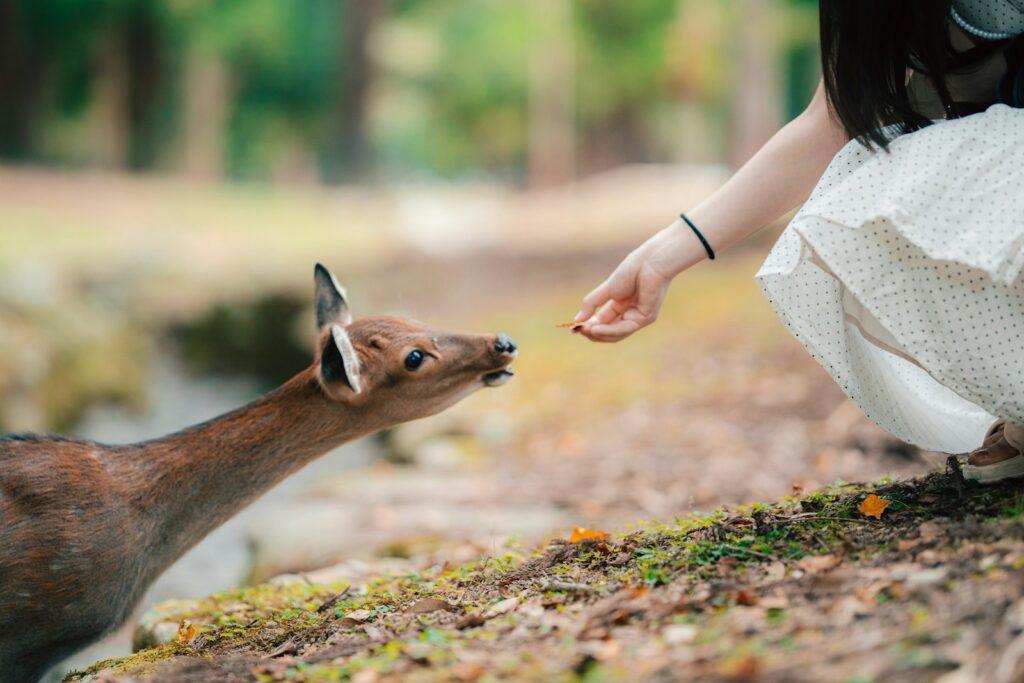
top-left (68, 464), bottom-right (1024, 683)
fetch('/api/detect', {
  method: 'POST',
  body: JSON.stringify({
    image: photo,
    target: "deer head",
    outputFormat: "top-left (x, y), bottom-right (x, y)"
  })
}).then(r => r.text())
top-left (313, 263), bottom-right (517, 426)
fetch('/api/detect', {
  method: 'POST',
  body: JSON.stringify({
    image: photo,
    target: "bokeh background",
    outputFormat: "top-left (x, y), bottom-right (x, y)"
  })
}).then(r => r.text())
top-left (0, 1), bottom-right (937, 679)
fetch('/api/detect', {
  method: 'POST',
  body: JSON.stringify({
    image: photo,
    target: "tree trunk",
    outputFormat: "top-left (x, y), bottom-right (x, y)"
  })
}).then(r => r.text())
top-left (0, 0), bottom-right (42, 159)
top-left (332, 0), bottom-right (385, 182)
top-left (180, 48), bottom-right (229, 179)
top-left (728, 0), bottom-right (783, 168)
top-left (527, 0), bottom-right (575, 188)
top-left (88, 28), bottom-right (130, 169)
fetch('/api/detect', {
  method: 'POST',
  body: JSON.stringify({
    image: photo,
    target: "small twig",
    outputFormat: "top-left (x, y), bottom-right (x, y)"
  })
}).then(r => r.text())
top-left (539, 579), bottom-right (601, 592)
top-left (722, 544), bottom-right (775, 560)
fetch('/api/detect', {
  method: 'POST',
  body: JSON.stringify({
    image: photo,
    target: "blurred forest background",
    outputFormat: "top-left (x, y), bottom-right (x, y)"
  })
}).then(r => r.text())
top-left (0, 1), bottom-right (941, 679)
top-left (0, 0), bottom-right (820, 183)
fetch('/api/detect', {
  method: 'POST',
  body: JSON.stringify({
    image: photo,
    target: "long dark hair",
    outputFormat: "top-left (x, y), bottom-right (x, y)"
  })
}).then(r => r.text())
top-left (819, 0), bottom-right (959, 148)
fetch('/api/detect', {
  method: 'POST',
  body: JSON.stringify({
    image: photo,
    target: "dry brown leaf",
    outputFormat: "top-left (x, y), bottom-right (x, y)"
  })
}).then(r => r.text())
top-left (859, 493), bottom-right (891, 520)
top-left (451, 662), bottom-right (486, 682)
top-left (483, 597), bottom-right (520, 618)
top-left (342, 609), bottom-right (373, 623)
top-left (176, 619), bottom-right (196, 644)
top-left (627, 585), bottom-right (649, 600)
top-left (407, 597), bottom-right (454, 614)
top-left (797, 554), bottom-right (843, 573)
top-left (570, 526), bottom-right (609, 543)
top-left (734, 589), bottom-right (758, 606)
top-left (721, 654), bottom-right (761, 680)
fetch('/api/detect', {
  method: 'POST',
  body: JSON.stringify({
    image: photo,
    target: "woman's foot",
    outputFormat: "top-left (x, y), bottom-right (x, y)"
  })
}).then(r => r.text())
top-left (963, 421), bottom-right (1024, 483)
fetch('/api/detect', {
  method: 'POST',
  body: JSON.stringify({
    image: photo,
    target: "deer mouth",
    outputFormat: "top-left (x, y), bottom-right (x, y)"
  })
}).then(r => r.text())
top-left (482, 368), bottom-right (515, 387)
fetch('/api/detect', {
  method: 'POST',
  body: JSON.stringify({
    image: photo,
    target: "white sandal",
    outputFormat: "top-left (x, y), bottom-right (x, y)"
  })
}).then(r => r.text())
top-left (962, 420), bottom-right (1024, 484)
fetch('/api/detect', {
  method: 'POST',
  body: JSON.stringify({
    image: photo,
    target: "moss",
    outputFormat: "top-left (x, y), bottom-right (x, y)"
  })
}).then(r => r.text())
top-left (70, 471), bottom-right (1024, 682)
top-left (64, 643), bottom-right (182, 680)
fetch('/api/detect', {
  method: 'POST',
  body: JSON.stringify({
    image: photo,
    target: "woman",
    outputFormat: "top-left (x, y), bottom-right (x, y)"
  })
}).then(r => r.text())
top-left (574, 0), bottom-right (1024, 482)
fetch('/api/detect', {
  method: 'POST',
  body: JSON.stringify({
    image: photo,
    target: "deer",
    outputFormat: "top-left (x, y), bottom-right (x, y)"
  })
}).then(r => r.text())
top-left (0, 264), bottom-right (518, 683)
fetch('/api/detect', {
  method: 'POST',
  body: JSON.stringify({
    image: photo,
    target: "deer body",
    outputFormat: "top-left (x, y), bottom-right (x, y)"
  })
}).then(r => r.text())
top-left (0, 265), bottom-right (516, 682)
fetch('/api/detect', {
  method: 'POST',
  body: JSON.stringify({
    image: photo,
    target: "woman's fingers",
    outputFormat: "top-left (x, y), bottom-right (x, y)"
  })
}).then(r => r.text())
top-left (584, 317), bottom-right (643, 342)
top-left (591, 300), bottom-right (623, 325)
top-left (576, 256), bottom-right (641, 322)
top-left (575, 281), bottom-right (612, 322)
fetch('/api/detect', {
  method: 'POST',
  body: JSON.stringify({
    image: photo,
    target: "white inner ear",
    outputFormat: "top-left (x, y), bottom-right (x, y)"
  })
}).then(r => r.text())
top-left (330, 324), bottom-right (362, 394)
top-left (326, 270), bottom-right (353, 326)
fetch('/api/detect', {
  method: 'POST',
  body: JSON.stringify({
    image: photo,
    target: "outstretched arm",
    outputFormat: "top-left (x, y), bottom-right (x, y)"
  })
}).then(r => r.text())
top-left (576, 80), bottom-right (848, 342)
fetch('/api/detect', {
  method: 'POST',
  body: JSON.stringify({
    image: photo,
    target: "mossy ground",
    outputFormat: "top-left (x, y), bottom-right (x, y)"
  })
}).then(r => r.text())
top-left (67, 463), bottom-right (1024, 682)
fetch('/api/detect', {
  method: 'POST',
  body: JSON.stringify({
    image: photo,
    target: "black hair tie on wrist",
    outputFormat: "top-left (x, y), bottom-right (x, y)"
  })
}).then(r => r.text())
top-left (679, 213), bottom-right (715, 260)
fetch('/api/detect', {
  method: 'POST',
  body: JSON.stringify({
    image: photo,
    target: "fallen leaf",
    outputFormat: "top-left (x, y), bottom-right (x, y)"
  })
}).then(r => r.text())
top-left (763, 561), bottom-right (787, 582)
top-left (451, 662), bottom-right (486, 682)
top-left (176, 619), bottom-right (196, 644)
top-left (859, 493), bottom-right (890, 520)
top-left (407, 597), bottom-right (454, 614)
top-left (484, 597), bottom-right (520, 618)
top-left (626, 585), bottom-right (649, 600)
top-left (797, 554), bottom-right (843, 573)
top-left (722, 654), bottom-right (761, 680)
top-left (570, 526), bottom-right (609, 543)
top-left (342, 609), bottom-right (373, 623)
top-left (734, 589), bottom-right (758, 606)
top-left (662, 624), bottom-right (697, 645)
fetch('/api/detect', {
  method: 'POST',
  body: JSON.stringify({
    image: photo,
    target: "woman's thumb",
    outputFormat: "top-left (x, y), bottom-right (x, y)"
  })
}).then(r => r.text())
top-left (575, 281), bottom-right (611, 322)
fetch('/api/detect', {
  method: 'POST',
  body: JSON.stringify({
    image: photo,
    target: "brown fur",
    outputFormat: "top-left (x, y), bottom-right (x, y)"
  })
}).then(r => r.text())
top-left (0, 271), bottom-right (515, 682)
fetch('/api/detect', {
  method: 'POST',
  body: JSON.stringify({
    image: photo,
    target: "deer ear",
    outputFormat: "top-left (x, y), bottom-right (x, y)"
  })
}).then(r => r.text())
top-left (321, 324), bottom-right (362, 394)
top-left (314, 263), bottom-right (352, 329)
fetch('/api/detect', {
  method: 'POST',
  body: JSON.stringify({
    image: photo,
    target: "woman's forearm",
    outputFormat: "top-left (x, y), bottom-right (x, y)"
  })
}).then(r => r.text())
top-left (668, 82), bottom-right (849, 274)
top-left (575, 83), bottom-right (850, 341)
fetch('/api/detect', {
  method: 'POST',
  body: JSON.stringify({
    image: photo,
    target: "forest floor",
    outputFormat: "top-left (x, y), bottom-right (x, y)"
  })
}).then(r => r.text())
top-left (67, 466), bottom-right (1024, 682)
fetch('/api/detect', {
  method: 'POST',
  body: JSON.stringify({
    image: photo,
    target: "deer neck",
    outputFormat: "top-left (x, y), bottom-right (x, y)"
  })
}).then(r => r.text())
top-left (117, 368), bottom-right (379, 570)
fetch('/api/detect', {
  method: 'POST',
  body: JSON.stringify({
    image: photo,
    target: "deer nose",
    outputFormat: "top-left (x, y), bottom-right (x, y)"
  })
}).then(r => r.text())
top-left (494, 333), bottom-right (517, 356)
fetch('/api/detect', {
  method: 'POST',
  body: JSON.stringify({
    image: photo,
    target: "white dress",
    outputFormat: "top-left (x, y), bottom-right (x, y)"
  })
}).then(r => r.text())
top-left (756, 101), bottom-right (1024, 454)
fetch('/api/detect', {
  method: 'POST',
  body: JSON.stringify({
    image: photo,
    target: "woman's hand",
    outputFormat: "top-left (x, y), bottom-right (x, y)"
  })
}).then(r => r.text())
top-left (575, 223), bottom-right (694, 342)
top-left (574, 82), bottom-right (846, 343)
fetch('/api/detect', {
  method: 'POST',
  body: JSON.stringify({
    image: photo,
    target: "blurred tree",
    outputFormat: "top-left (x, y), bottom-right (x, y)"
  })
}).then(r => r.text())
top-left (327, 0), bottom-right (386, 182)
top-left (574, 0), bottom-right (681, 173)
top-left (0, 0), bottom-right (822, 182)
top-left (527, 0), bottom-right (575, 187)
top-left (728, 0), bottom-right (783, 167)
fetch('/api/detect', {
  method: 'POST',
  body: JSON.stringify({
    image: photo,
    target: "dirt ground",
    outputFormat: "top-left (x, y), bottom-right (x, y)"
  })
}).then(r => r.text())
top-left (68, 466), bottom-right (1024, 682)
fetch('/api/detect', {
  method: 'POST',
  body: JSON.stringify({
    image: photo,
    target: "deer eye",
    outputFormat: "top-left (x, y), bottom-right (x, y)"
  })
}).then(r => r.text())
top-left (404, 349), bottom-right (426, 371)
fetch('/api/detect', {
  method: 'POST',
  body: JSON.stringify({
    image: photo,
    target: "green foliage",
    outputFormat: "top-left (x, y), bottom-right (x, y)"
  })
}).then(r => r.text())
top-left (4, 0), bottom-right (820, 181)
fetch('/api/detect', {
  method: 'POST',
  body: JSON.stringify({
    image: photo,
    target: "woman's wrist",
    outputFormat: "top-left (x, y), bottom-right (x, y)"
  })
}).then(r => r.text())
top-left (644, 219), bottom-right (710, 279)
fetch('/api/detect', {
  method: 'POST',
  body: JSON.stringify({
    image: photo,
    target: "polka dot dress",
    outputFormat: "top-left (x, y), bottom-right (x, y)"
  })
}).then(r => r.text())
top-left (756, 105), bottom-right (1024, 453)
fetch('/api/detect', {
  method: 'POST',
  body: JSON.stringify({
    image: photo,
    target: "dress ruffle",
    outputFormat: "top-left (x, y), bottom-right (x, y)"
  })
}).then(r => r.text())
top-left (757, 105), bottom-right (1024, 453)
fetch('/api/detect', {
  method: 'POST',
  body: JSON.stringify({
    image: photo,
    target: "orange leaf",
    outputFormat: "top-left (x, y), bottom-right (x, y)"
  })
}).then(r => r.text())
top-left (627, 584), bottom-right (649, 600)
top-left (570, 526), bottom-right (609, 543)
top-left (858, 493), bottom-right (890, 520)
top-left (177, 619), bottom-right (196, 644)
